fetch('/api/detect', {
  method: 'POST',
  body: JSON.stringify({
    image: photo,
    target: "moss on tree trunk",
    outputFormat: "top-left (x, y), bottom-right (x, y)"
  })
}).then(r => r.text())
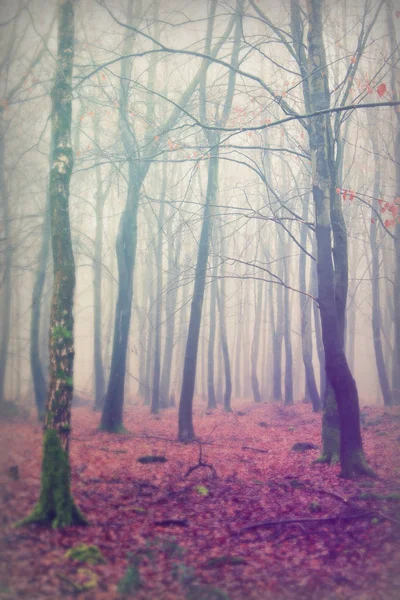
top-left (316, 383), bottom-right (339, 464)
top-left (18, 429), bottom-right (86, 527)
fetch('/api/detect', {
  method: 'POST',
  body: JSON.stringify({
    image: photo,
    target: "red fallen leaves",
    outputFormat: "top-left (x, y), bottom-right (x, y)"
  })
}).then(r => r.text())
top-left (376, 83), bottom-right (387, 98)
top-left (0, 402), bottom-right (400, 600)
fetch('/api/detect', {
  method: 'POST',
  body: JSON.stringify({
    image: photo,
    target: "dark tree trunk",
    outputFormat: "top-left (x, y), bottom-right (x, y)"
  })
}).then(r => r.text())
top-left (21, 0), bottom-right (86, 527)
top-left (307, 0), bottom-right (374, 478)
top-left (234, 284), bottom-right (243, 398)
top-left (178, 150), bottom-right (219, 439)
top-left (283, 246), bottom-right (293, 406)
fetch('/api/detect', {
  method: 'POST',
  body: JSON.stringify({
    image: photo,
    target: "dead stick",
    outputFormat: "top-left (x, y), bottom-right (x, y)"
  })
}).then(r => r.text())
top-left (237, 511), bottom-right (373, 534)
top-left (242, 446), bottom-right (269, 454)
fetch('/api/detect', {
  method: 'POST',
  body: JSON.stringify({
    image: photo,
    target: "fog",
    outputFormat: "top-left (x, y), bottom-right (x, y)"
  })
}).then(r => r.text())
top-left (0, 0), bottom-right (399, 416)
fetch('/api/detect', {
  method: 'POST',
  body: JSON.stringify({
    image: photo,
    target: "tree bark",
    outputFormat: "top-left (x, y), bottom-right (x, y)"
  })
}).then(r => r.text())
top-left (299, 196), bottom-right (320, 412)
top-left (21, 0), bottom-right (86, 527)
top-left (307, 0), bottom-right (374, 478)
top-left (151, 161), bottom-right (167, 414)
top-left (251, 279), bottom-right (262, 403)
top-left (207, 251), bottom-right (217, 409)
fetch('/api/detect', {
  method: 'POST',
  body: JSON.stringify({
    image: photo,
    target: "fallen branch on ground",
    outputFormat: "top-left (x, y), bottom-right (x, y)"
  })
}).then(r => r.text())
top-left (242, 446), bottom-right (269, 454)
top-left (235, 511), bottom-right (374, 534)
top-left (184, 441), bottom-right (217, 479)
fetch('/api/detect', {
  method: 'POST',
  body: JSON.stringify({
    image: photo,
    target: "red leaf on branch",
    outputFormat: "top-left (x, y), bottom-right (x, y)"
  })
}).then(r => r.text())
top-left (377, 83), bottom-right (387, 97)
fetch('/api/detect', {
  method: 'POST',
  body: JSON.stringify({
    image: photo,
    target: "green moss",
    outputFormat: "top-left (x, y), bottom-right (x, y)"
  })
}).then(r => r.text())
top-left (65, 543), bottom-right (106, 565)
top-left (118, 558), bottom-right (141, 596)
top-left (17, 428), bottom-right (87, 528)
top-left (53, 325), bottom-right (73, 342)
top-left (360, 492), bottom-right (400, 502)
top-left (186, 585), bottom-right (230, 600)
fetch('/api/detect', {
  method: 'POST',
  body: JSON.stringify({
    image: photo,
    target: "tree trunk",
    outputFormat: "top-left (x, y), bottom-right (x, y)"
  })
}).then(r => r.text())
top-left (216, 234), bottom-right (232, 412)
top-left (0, 130), bottom-right (12, 408)
top-left (299, 197), bottom-right (320, 412)
top-left (21, 0), bottom-right (86, 527)
top-left (160, 210), bottom-right (181, 408)
top-left (251, 279), bottom-right (262, 403)
top-left (30, 141), bottom-right (52, 420)
top-left (178, 150), bottom-right (219, 439)
top-left (151, 162), bottom-right (167, 415)
top-left (369, 122), bottom-right (392, 406)
top-left (387, 2), bottom-right (400, 404)
top-left (272, 274), bottom-right (283, 401)
top-left (283, 246), bottom-right (294, 407)
top-left (307, 0), bottom-right (374, 478)
top-left (207, 251), bottom-right (217, 409)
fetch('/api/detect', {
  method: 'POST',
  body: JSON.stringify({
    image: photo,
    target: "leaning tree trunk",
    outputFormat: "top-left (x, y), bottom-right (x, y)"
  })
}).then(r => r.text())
top-left (307, 0), bottom-right (374, 478)
top-left (21, 0), bottom-right (86, 527)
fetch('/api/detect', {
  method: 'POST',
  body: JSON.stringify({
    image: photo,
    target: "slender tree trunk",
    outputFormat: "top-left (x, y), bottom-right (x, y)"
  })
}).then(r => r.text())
top-left (272, 274), bottom-right (283, 401)
top-left (216, 235), bottom-right (232, 412)
top-left (369, 123), bottom-right (392, 406)
top-left (160, 211), bottom-right (181, 408)
top-left (234, 299), bottom-right (242, 398)
top-left (251, 279), bottom-right (262, 403)
top-left (299, 197), bottom-right (320, 412)
top-left (307, 0), bottom-right (373, 478)
top-left (21, 0), bottom-right (86, 527)
top-left (178, 149), bottom-right (219, 439)
top-left (0, 130), bottom-right (12, 408)
top-left (387, 1), bottom-right (400, 404)
top-left (30, 144), bottom-right (52, 420)
top-left (151, 162), bottom-right (167, 415)
top-left (207, 251), bottom-right (217, 409)
top-left (283, 248), bottom-right (294, 407)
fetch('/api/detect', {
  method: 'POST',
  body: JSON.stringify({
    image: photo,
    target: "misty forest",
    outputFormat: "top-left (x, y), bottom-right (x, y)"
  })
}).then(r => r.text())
top-left (0, 0), bottom-right (400, 598)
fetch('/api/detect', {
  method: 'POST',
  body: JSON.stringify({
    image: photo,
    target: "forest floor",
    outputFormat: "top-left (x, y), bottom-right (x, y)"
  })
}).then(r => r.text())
top-left (0, 400), bottom-right (400, 600)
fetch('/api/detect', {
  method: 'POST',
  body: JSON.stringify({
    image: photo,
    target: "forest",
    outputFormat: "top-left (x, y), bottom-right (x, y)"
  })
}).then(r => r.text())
top-left (0, 0), bottom-right (400, 598)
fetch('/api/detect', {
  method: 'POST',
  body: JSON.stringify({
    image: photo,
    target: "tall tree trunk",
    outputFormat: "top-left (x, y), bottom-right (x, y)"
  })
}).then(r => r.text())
top-left (283, 250), bottom-right (293, 407)
top-left (160, 211), bottom-right (181, 408)
top-left (272, 272), bottom-right (283, 401)
top-left (299, 196), bottom-right (320, 412)
top-left (369, 120), bottom-right (392, 406)
top-left (30, 141), bottom-right (52, 420)
top-left (387, 0), bottom-right (400, 404)
top-left (21, 0), bottom-right (86, 527)
top-left (216, 234), bottom-right (232, 412)
top-left (207, 251), bottom-right (217, 409)
top-left (92, 117), bottom-right (108, 411)
top-left (251, 279), bottom-right (262, 403)
top-left (234, 282), bottom-right (243, 398)
top-left (151, 162), bottom-right (167, 415)
top-left (0, 129), bottom-right (12, 408)
top-left (307, 0), bottom-right (373, 478)
top-left (178, 149), bottom-right (219, 439)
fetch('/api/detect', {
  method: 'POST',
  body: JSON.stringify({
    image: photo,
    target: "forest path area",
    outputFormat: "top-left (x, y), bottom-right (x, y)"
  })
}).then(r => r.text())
top-left (1, 401), bottom-right (400, 600)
